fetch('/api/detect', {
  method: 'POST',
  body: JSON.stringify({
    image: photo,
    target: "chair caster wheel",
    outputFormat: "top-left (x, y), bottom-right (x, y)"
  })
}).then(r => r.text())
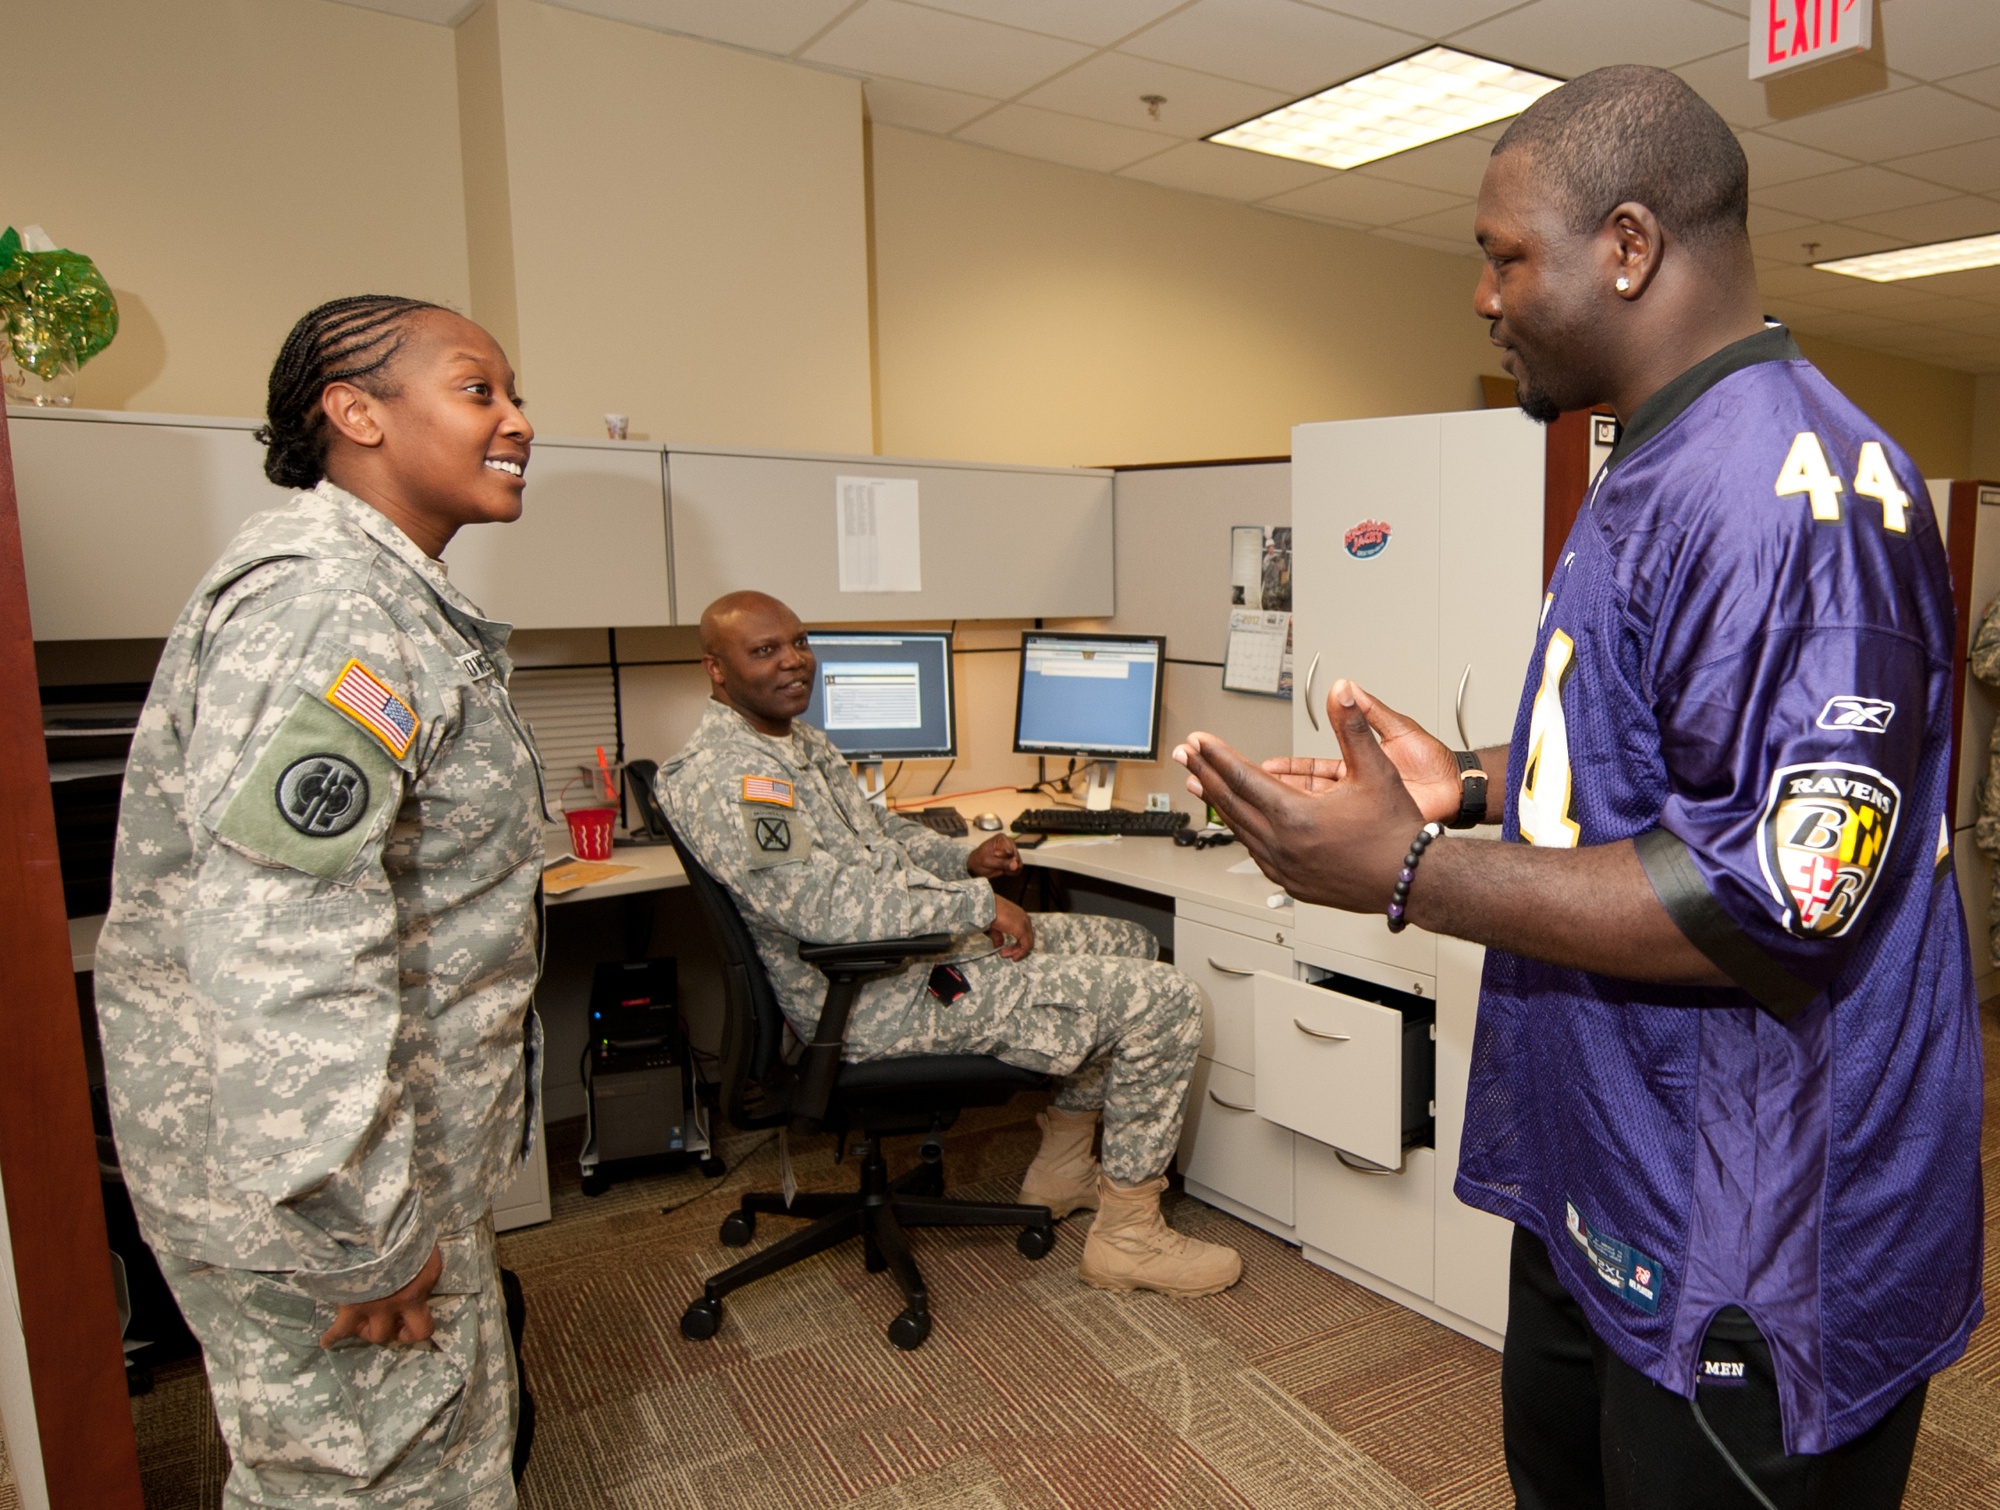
top-left (719, 1211), bottom-right (755, 1246)
top-left (680, 1298), bottom-right (722, 1341)
top-left (887, 1308), bottom-right (931, 1351)
top-left (580, 1172), bottom-right (610, 1197)
top-left (699, 1156), bottom-right (727, 1179)
top-left (1017, 1225), bottom-right (1055, 1260)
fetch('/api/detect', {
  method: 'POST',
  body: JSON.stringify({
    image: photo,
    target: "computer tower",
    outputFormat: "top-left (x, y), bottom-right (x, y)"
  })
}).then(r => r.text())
top-left (579, 958), bottom-right (722, 1193)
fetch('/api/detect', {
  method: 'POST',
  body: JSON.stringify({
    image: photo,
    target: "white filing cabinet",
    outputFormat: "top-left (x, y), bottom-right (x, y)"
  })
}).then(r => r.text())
top-left (1268, 407), bottom-right (1545, 1348)
top-left (1173, 903), bottom-right (1297, 1239)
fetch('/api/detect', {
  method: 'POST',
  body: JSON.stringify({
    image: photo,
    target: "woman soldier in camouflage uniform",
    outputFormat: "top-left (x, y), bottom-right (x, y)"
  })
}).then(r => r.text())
top-left (95, 297), bottom-right (543, 1510)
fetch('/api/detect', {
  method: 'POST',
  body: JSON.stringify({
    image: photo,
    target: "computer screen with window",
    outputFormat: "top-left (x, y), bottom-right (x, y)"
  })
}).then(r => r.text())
top-left (1013, 632), bottom-right (1166, 760)
top-left (803, 631), bottom-right (956, 761)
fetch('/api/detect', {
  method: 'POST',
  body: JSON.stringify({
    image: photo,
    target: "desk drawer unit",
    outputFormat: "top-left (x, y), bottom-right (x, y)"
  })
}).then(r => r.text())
top-left (1174, 917), bottom-right (1292, 1074)
top-left (1297, 1142), bottom-right (1436, 1300)
top-left (1178, 1058), bottom-right (1295, 1227)
top-left (1253, 970), bottom-right (1428, 1170)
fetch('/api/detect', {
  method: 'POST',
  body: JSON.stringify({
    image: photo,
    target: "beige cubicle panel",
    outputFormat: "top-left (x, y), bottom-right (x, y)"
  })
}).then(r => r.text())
top-left (10, 410), bottom-right (288, 640)
top-left (443, 438), bottom-right (671, 628)
top-left (665, 447), bottom-right (1113, 624)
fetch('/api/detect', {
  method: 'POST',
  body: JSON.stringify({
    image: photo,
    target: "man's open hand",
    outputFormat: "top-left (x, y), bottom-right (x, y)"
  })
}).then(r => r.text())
top-left (1173, 680), bottom-right (1427, 912)
top-left (319, 1244), bottom-right (443, 1348)
top-left (987, 895), bottom-right (1035, 960)
top-left (967, 834), bottom-right (1021, 878)
top-left (1261, 682), bottom-right (1463, 824)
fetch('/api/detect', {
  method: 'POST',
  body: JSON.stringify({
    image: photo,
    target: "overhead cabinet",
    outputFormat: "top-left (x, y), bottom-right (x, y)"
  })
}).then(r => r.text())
top-left (665, 448), bottom-right (1114, 623)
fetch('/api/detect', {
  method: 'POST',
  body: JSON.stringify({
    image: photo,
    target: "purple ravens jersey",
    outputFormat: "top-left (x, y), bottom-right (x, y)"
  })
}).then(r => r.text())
top-left (1455, 327), bottom-right (1985, 1454)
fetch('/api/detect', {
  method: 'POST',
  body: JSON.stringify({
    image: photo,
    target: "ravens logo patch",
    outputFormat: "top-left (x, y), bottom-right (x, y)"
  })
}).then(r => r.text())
top-left (1757, 763), bottom-right (1901, 938)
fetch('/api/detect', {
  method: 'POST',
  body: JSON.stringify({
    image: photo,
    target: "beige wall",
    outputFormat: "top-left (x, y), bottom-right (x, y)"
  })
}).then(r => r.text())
top-left (1792, 332), bottom-right (1978, 478)
top-left (869, 127), bottom-right (1503, 469)
top-left (458, 0), bottom-right (874, 451)
top-left (6, 0), bottom-right (470, 418)
top-left (1973, 375), bottom-right (2000, 482)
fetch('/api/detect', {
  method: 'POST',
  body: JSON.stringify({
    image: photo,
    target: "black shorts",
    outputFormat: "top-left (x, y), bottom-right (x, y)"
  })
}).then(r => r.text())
top-left (1502, 1227), bottom-right (1926, 1510)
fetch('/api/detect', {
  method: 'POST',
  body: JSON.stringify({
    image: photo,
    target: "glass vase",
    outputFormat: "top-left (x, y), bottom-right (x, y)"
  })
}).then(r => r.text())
top-left (2, 347), bottom-right (78, 407)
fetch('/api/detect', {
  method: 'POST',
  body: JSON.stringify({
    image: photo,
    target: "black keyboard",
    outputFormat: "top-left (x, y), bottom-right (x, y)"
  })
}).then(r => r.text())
top-left (1011, 808), bottom-right (1190, 837)
top-left (910, 807), bottom-right (969, 837)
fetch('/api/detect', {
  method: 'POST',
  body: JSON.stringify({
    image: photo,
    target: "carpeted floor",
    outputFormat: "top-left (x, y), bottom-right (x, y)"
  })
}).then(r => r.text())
top-left (133, 1002), bottom-right (2000, 1509)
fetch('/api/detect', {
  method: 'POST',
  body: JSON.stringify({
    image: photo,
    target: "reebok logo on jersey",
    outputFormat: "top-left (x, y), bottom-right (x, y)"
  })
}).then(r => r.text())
top-left (1816, 695), bottom-right (1895, 734)
top-left (1757, 763), bottom-right (1901, 938)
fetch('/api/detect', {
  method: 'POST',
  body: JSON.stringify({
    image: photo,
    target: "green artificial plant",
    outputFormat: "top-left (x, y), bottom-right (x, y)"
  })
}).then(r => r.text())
top-left (0, 226), bottom-right (119, 379)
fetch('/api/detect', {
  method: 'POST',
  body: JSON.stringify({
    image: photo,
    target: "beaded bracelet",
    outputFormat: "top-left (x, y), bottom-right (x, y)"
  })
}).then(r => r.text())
top-left (1386, 821), bottom-right (1445, 933)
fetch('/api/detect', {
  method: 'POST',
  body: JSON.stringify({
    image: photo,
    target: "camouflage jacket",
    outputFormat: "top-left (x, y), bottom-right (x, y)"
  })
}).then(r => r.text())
top-left (95, 482), bottom-right (545, 1304)
top-left (1975, 596), bottom-right (2000, 858)
top-left (659, 700), bottom-right (995, 1054)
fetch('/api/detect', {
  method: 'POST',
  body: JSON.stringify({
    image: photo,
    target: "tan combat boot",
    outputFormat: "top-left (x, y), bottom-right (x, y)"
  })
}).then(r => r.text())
top-left (1017, 1106), bottom-right (1101, 1219)
top-left (1079, 1173), bottom-right (1242, 1297)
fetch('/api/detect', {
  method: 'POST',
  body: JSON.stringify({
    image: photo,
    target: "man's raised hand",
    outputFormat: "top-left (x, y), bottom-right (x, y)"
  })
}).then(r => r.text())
top-left (1260, 681), bottom-right (1463, 823)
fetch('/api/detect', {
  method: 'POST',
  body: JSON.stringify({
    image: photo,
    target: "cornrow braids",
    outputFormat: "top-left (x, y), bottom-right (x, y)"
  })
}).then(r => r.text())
top-left (254, 294), bottom-right (445, 488)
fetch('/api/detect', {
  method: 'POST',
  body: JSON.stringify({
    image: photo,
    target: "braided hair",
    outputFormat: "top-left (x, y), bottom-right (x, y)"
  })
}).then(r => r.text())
top-left (254, 295), bottom-right (445, 488)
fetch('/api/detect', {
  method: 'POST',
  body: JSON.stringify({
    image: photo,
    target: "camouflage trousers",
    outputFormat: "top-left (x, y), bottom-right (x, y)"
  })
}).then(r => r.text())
top-left (860, 913), bottom-right (1204, 1183)
top-left (159, 1218), bottom-right (517, 1510)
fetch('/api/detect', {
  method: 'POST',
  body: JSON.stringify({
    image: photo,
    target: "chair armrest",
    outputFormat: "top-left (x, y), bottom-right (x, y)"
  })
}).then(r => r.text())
top-left (797, 933), bottom-right (956, 973)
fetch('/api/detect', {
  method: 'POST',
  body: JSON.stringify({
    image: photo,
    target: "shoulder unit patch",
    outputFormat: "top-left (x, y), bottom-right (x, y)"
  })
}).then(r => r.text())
top-left (326, 658), bottom-right (419, 759)
top-left (1757, 762), bottom-right (1901, 938)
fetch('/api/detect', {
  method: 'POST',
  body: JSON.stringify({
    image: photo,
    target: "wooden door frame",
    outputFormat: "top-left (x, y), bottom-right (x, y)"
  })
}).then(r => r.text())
top-left (0, 402), bottom-right (145, 1506)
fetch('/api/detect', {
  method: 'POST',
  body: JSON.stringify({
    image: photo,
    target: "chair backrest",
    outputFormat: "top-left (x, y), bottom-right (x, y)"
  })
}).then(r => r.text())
top-left (659, 814), bottom-right (795, 1129)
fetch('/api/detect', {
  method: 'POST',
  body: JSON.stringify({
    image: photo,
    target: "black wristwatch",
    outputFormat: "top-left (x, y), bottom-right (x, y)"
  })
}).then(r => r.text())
top-left (1449, 750), bottom-right (1487, 830)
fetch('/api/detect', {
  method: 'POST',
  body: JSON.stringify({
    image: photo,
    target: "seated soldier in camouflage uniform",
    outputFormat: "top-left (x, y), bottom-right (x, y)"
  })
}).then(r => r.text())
top-left (660, 592), bottom-right (1240, 1297)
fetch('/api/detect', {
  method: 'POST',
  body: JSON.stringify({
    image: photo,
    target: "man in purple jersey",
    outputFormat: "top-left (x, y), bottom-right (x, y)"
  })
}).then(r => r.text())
top-left (1174, 65), bottom-right (1983, 1510)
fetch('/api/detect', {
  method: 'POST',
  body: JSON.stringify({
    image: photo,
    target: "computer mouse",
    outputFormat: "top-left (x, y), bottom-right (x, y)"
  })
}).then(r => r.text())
top-left (973, 813), bottom-right (1004, 831)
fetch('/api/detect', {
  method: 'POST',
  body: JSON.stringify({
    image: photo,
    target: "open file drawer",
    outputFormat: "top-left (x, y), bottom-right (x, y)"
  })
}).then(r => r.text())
top-left (1252, 969), bottom-right (1434, 1170)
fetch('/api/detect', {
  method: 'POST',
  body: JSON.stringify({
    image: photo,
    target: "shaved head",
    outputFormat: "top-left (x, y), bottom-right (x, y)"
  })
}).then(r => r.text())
top-left (698, 592), bottom-right (815, 735)
top-left (1493, 65), bottom-right (1749, 256)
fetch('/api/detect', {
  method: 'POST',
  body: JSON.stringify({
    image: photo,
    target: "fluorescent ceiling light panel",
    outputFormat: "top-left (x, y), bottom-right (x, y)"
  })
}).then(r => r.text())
top-left (1814, 233), bottom-right (2000, 283)
top-left (1205, 47), bottom-right (1562, 171)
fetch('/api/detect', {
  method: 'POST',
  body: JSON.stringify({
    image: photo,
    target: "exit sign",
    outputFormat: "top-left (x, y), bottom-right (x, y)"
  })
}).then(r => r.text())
top-left (1750, 0), bottom-right (1872, 79)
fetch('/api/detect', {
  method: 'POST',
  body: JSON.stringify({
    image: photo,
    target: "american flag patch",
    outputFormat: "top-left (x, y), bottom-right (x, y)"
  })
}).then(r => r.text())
top-left (326, 659), bottom-right (419, 759)
top-left (740, 775), bottom-right (794, 808)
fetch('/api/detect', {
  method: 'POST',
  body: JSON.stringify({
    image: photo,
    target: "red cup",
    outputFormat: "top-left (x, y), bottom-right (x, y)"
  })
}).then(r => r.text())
top-left (566, 806), bottom-right (616, 861)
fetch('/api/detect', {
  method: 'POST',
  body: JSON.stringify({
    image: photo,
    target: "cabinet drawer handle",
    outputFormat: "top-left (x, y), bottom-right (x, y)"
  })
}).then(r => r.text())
top-left (1335, 1147), bottom-right (1400, 1176)
top-left (1293, 1018), bottom-right (1351, 1042)
top-left (1207, 1090), bottom-right (1256, 1112)
top-left (1455, 662), bottom-right (1473, 749)
top-left (1206, 957), bottom-right (1255, 977)
top-left (1304, 652), bottom-right (1322, 730)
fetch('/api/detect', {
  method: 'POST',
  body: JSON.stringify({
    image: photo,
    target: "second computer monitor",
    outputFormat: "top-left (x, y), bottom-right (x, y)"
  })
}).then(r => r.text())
top-left (1014, 632), bottom-right (1166, 760)
top-left (803, 630), bottom-right (956, 761)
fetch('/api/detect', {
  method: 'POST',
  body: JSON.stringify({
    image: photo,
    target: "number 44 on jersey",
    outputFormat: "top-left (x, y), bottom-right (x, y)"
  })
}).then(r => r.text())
top-left (1775, 433), bottom-right (1910, 532)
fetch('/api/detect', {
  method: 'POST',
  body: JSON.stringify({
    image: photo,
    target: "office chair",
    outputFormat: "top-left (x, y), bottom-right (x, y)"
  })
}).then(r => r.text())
top-left (664, 820), bottom-right (1058, 1351)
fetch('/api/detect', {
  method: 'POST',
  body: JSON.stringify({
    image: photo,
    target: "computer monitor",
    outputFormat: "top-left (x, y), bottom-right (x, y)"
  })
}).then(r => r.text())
top-left (1014, 632), bottom-right (1166, 808)
top-left (803, 631), bottom-right (956, 769)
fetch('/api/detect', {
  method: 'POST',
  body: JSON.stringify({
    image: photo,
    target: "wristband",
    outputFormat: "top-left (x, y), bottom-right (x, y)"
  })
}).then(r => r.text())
top-left (1449, 749), bottom-right (1487, 830)
top-left (1387, 821), bottom-right (1445, 933)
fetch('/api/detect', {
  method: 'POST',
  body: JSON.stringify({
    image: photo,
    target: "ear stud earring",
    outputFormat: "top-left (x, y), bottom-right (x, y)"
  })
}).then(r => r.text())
top-left (1615, 276), bottom-right (1632, 292)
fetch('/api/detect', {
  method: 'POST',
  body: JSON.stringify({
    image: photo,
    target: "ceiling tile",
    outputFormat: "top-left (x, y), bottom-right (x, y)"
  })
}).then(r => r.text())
top-left (1389, 200), bottom-right (1479, 244)
top-left (1747, 204), bottom-right (1817, 236)
top-left (953, 104), bottom-right (1169, 172)
top-left (1874, 7), bottom-right (2000, 86)
top-left (1264, 173), bottom-right (1471, 226)
top-left (1372, 225), bottom-right (1483, 258)
top-left (1302, 0), bottom-right (1529, 35)
top-left (1675, 49), bottom-right (1786, 129)
top-left (541, 0), bottom-right (852, 52)
top-left (1757, 262), bottom-right (1842, 298)
top-left (1754, 165), bottom-right (1957, 220)
top-left (864, 77), bottom-right (998, 133)
top-left (1764, 84), bottom-right (2000, 163)
top-left (1788, 309), bottom-right (1911, 342)
top-left (1117, 139), bottom-right (1336, 198)
top-left (1893, 263), bottom-right (2000, 306)
top-left (1735, 131), bottom-right (1856, 189)
top-left (1751, 221), bottom-right (1901, 263)
top-left (1118, 0), bottom-right (1416, 95)
top-left (1450, 0), bottom-right (1744, 75)
top-left (1941, 65), bottom-right (2000, 109)
top-left (1019, 50), bottom-right (1291, 138)
top-left (321, 0), bottom-right (480, 21)
top-left (1351, 132), bottom-right (1494, 194)
top-left (1886, 137), bottom-right (2000, 195)
top-left (1839, 194), bottom-right (2000, 246)
top-left (804, 1), bottom-right (1092, 97)
top-left (1869, 296), bottom-right (2000, 328)
top-left (914, 0), bottom-right (1186, 46)
top-left (1786, 276), bottom-right (1957, 313)
top-left (1694, 0), bottom-right (1747, 15)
